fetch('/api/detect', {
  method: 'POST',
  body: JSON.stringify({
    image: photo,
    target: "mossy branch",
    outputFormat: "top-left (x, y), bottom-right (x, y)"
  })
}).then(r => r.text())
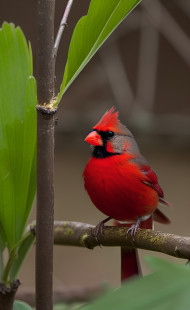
top-left (29, 221), bottom-right (190, 260)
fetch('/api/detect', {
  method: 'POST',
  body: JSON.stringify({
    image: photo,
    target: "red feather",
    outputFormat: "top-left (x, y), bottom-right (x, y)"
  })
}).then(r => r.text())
top-left (94, 107), bottom-right (120, 133)
top-left (83, 107), bottom-right (171, 281)
top-left (141, 166), bottom-right (171, 207)
top-left (142, 166), bottom-right (164, 198)
top-left (84, 154), bottom-right (159, 222)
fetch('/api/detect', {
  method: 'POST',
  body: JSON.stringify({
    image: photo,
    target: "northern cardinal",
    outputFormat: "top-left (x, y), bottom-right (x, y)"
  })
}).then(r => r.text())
top-left (83, 107), bottom-right (170, 279)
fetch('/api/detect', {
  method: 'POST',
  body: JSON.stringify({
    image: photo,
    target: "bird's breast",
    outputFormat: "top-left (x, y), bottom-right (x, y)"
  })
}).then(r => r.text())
top-left (83, 154), bottom-right (158, 221)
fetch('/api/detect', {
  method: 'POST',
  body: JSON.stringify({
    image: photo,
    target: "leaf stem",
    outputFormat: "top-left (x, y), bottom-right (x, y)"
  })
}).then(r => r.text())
top-left (2, 231), bottom-right (33, 284)
top-left (2, 253), bottom-right (17, 285)
top-left (0, 250), bottom-right (4, 280)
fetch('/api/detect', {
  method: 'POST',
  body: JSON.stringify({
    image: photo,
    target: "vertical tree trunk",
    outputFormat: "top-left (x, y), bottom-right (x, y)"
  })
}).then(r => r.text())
top-left (36, 0), bottom-right (55, 310)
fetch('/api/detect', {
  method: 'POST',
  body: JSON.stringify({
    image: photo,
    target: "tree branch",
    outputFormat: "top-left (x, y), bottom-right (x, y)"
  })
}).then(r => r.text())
top-left (29, 221), bottom-right (190, 260)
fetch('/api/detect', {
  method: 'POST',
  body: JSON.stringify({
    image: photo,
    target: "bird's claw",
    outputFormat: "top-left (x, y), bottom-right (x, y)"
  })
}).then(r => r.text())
top-left (127, 225), bottom-right (138, 245)
top-left (94, 221), bottom-right (104, 246)
top-left (93, 216), bottom-right (112, 246)
top-left (127, 218), bottom-right (141, 245)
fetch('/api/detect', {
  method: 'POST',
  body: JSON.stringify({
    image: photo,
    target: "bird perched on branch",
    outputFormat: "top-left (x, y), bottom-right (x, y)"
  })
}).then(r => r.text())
top-left (83, 107), bottom-right (170, 279)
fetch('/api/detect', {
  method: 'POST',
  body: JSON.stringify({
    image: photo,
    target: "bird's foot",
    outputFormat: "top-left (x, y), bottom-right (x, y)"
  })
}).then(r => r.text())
top-left (94, 216), bottom-right (112, 245)
top-left (127, 217), bottom-right (142, 244)
top-left (127, 214), bottom-right (153, 244)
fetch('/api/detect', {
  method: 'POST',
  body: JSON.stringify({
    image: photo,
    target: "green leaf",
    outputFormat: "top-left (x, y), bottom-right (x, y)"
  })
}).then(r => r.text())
top-left (145, 255), bottom-right (186, 272)
top-left (81, 259), bottom-right (190, 310)
top-left (56, 0), bottom-right (141, 105)
top-left (13, 300), bottom-right (33, 310)
top-left (0, 22), bottom-right (37, 250)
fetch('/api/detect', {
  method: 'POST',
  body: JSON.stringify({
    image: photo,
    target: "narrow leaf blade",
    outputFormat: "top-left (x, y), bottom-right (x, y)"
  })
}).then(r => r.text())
top-left (0, 22), bottom-right (37, 249)
top-left (56, 0), bottom-right (141, 105)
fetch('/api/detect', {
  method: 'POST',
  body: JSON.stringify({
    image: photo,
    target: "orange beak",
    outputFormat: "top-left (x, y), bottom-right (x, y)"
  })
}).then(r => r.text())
top-left (85, 130), bottom-right (103, 146)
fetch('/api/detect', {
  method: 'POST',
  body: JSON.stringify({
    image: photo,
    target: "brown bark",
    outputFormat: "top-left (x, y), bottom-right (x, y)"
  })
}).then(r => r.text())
top-left (41, 221), bottom-right (190, 260)
top-left (0, 280), bottom-right (21, 310)
top-left (36, 0), bottom-right (56, 310)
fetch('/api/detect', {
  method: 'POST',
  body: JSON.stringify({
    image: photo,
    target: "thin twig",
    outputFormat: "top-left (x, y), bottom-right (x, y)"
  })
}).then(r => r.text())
top-left (29, 221), bottom-right (190, 260)
top-left (53, 0), bottom-right (74, 57)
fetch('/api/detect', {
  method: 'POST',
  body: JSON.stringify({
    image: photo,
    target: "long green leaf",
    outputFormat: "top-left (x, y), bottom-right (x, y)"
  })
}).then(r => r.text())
top-left (81, 258), bottom-right (190, 310)
top-left (0, 23), bottom-right (37, 250)
top-left (56, 0), bottom-right (141, 105)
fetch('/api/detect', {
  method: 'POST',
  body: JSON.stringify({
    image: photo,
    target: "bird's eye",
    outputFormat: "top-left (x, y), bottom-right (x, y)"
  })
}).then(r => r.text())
top-left (107, 131), bottom-right (114, 138)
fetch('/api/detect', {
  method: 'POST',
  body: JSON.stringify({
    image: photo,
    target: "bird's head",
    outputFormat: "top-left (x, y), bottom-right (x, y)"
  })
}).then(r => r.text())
top-left (85, 107), bottom-right (135, 158)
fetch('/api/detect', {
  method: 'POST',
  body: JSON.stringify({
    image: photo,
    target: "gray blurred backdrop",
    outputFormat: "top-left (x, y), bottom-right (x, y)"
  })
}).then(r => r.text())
top-left (1, 0), bottom-right (190, 292)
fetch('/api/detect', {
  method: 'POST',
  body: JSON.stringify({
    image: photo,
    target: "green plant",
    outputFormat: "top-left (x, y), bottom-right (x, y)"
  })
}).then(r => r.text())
top-left (0, 1), bottom-right (142, 308)
top-left (0, 22), bottom-right (36, 284)
top-left (56, 0), bottom-right (140, 105)
top-left (2, 1), bottom-right (187, 310)
top-left (81, 257), bottom-right (190, 310)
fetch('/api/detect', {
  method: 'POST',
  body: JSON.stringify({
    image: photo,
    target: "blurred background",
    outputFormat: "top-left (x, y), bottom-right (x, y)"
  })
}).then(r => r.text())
top-left (1, 0), bottom-right (190, 294)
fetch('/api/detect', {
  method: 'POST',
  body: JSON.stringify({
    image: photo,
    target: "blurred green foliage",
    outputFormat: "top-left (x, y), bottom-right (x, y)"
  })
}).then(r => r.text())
top-left (81, 257), bottom-right (190, 310)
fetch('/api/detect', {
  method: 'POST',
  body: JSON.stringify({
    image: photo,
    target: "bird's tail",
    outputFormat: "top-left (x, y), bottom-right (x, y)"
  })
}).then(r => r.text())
top-left (114, 216), bottom-right (153, 282)
top-left (120, 247), bottom-right (140, 281)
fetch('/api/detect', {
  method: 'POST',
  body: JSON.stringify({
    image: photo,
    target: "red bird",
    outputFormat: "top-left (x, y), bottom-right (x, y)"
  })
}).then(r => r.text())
top-left (83, 107), bottom-right (170, 280)
top-left (83, 106), bottom-right (169, 226)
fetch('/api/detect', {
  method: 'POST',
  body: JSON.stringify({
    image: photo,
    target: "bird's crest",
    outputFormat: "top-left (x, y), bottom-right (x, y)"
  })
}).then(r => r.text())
top-left (93, 107), bottom-right (132, 136)
top-left (94, 107), bottom-right (121, 133)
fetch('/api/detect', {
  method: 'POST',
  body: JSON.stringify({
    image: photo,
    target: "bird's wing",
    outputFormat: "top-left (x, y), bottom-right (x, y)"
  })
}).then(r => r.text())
top-left (141, 165), bottom-right (171, 207)
top-left (130, 155), bottom-right (171, 207)
top-left (141, 165), bottom-right (164, 198)
top-left (129, 155), bottom-right (163, 195)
